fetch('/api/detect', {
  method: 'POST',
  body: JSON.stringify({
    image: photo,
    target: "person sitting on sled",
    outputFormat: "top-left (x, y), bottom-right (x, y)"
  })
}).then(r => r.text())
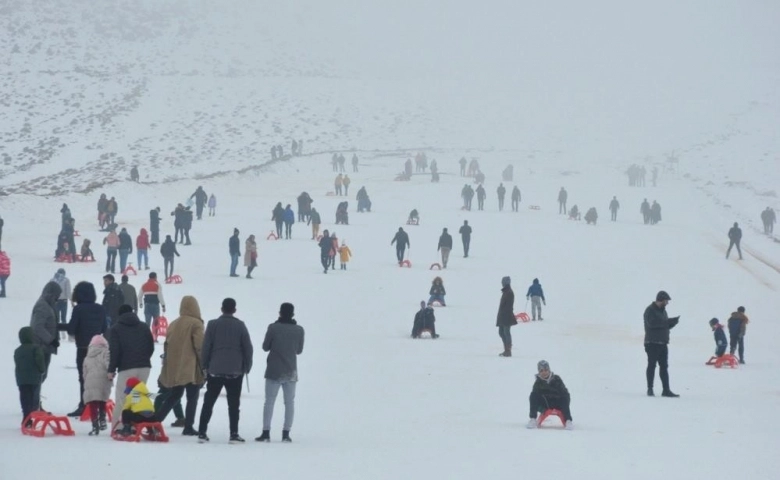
top-left (428, 276), bottom-right (446, 306)
top-left (709, 318), bottom-right (727, 358)
top-left (527, 360), bottom-right (573, 430)
top-left (117, 377), bottom-right (155, 436)
top-left (411, 301), bottom-right (438, 339)
top-left (407, 209), bottom-right (420, 225)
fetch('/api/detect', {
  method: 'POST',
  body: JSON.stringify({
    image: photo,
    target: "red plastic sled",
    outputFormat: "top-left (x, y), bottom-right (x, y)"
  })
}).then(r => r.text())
top-left (267, 230), bottom-right (279, 240)
top-left (111, 422), bottom-right (169, 443)
top-left (515, 312), bottom-right (531, 323)
top-left (22, 412), bottom-right (75, 437)
top-left (429, 263), bottom-right (442, 270)
top-left (122, 264), bottom-right (137, 276)
top-left (705, 354), bottom-right (739, 368)
top-left (152, 316), bottom-right (168, 342)
top-left (165, 275), bottom-right (183, 284)
top-left (79, 400), bottom-right (115, 422)
top-left (537, 409), bottom-right (566, 428)
top-left (399, 260), bottom-right (412, 268)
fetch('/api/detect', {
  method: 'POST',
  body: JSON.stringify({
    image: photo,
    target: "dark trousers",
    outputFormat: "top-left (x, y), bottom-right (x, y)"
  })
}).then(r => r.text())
top-left (529, 391), bottom-right (572, 421)
top-left (645, 343), bottom-right (670, 391)
top-left (477, 198), bottom-right (484, 210)
top-left (76, 348), bottom-right (87, 407)
top-left (498, 197), bottom-right (504, 211)
top-left (729, 329), bottom-right (744, 360)
top-left (726, 240), bottom-right (742, 259)
top-left (512, 198), bottom-right (519, 212)
top-left (198, 375), bottom-right (243, 436)
top-left (55, 300), bottom-right (68, 324)
top-left (275, 221), bottom-right (283, 238)
top-left (122, 410), bottom-right (154, 425)
top-left (0, 275), bottom-right (6, 296)
top-left (396, 247), bottom-right (406, 263)
top-left (19, 385), bottom-right (40, 421)
top-left (150, 228), bottom-right (159, 244)
top-left (106, 248), bottom-right (117, 273)
top-left (462, 238), bottom-right (470, 257)
top-left (175, 227), bottom-right (183, 243)
top-left (284, 223), bottom-right (292, 239)
top-left (154, 387), bottom-right (185, 420)
top-left (155, 383), bottom-right (200, 430)
top-left (196, 204), bottom-right (204, 220)
top-left (498, 325), bottom-right (512, 347)
top-left (164, 257), bottom-right (174, 278)
top-left (320, 253), bottom-right (330, 272)
top-left (559, 201), bottom-right (566, 214)
top-left (611, 210), bottom-right (617, 221)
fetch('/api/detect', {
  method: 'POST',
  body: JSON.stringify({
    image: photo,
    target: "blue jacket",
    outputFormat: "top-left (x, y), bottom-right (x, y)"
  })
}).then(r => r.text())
top-left (283, 207), bottom-right (295, 224)
top-left (713, 324), bottom-right (727, 356)
top-left (526, 280), bottom-right (545, 301)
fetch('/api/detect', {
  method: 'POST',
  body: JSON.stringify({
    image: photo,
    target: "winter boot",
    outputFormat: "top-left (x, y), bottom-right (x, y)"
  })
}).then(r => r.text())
top-left (67, 404), bottom-right (85, 417)
top-left (255, 430), bottom-right (270, 442)
top-left (170, 418), bottom-right (186, 428)
top-left (98, 406), bottom-right (107, 431)
top-left (89, 417), bottom-right (100, 436)
top-left (198, 433), bottom-right (210, 443)
top-left (229, 434), bottom-right (245, 444)
top-left (118, 424), bottom-right (133, 437)
top-left (661, 390), bottom-right (680, 398)
top-left (526, 418), bottom-right (538, 429)
top-left (499, 344), bottom-right (512, 357)
top-left (282, 430), bottom-right (292, 443)
top-left (647, 388), bottom-right (654, 397)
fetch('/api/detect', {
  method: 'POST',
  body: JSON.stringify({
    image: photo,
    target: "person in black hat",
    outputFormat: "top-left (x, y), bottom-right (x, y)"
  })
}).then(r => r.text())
top-left (709, 318), bottom-right (727, 358)
top-left (643, 290), bottom-right (680, 397)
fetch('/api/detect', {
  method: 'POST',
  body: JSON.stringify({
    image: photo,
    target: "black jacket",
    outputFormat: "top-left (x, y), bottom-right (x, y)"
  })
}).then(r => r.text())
top-left (319, 235), bottom-right (332, 255)
top-left (150, 209), bottom-right (160, 229)
top-left (391, 231), bottom-right (410, 249)
top-left (412, 307), bottom-right (436, 337)
top-left (728, 226), bottom-right (742, 242)
top-left (160, 239), bottom-right (180, 258)
top-left (107, 312), bottom-right (154, 373)
top-left (118, 230), bottom-right (133, 252)
top-left (102, 282), bottom-right (125, 327)
top-left (438, 233), bottom-right (453, 250)
top-left (69, 282), bottom-right (107, 348)
top-left (459, 225), bottom-right (472, 238)
top-left (532, 373), bottom-right (570, 401)
top-left (229, 234), bottom-right (241, 256)
top-left (643, 302), bottom-right (678, 344)
top-left (496, 286), bottom-right (517, 327)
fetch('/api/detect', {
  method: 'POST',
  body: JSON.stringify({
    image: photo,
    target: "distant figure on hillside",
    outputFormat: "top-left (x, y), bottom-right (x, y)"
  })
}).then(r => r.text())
top-left (609, 196), bottom-right (620, 221)
top-left (411, 301), bottom-right (438, 339)
top-left (511, 186), bottom-right (521, 212)
top-left (496, 276), bottom-right (516, 357)
top-left (526, 360), bottom-right (573, 430)
top-left (476, 184), bottom-right (486, 211)
top-left (352, 154), bottom-right (359, 172)
top-left (390, 227), bottom-right (410, 265)
top-left (526, 278), bottom-right (546, 321)
top-left (291, 139), bottom-right (298, 156)
top-left (497, 183), bottom-right (506, 211)
top-left (558, 188), bottom-right (568, 215)
top-left (761, 207), bottom-right (775, 234)
top-left (130, 166), bottom-right (140, 183)
top-left (338, 154), bottom-right (346, 172)
top-left (271, 202), bottom-right (284, 239)
top-left (459, 220), bottom-right (472, 258)
top-left (459, 157), bottom-right (467, 176)
top-left (640, 199), bottom-right (651, 225)
top-left (584, 207), bottom-right (598, 225)
top-left (407, 209), bottom-right (419, 225)
top-left (190, 187), bottom-right (208, 221)
top-left (208, 195), bottom-right (217, 217)
top-left (437, 228), bottom-right (452, 268)
top-left (149, 207), bottom-right (161, 244)
top-left (568, 205), bottom-right (580, 221)
top-left (726, 222), bottom-right (743, 260)
top-left (727, 306), bottom-right (748, 364)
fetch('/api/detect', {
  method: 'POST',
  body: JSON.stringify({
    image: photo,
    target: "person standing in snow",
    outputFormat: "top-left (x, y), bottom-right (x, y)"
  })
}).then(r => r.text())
top-left (245, 235), bottom-right (257, 279)
top-left (727, 306), bottom-right (748, 364)
top-left (308, 208), bottom-right (321, 240)
top-left (149, 207), bottom-right (162, 244)
top-left (726, 222), bottom-right (743, 260)
top-left (103, 228), bottom-right (120, 274)
top-left (190, 186), bottom-right (208, 220)
top-left (511, 186), bottom-right (521, 212)
top-left (160, 235), bottom-right (180, 281)
top-left (0, 249), bottom-right (10, 297)
top-left (496, 183), bottom-right (506, 211)
top-left (496, 276), bottom-right (516, 357)
top-left (255, 302), bottom-right (304, 443)
top-left (51, 268), bottom-right (72, 338)
top-left (640, 199), bottom-right (651, 225)
top-left (329, 232), bottom-right (339, 270)
top-left (343, 175), bottom-right (351, 196)
top-left (102, 274), bottom-right (125, 327)
top-left (352, 153), bottom-right (359, 172)
top-left (30, 281), bottom-right (64, 400)
top-left (525, 278), bottom-right (546, 321)
top-left (609, 196), bottom-right (620, 221)
top-left (136, 228), bottom-right (150, 270)
top-left (708, 318), bottom-right (728, 359)
top-left (318, 230), bottom-right (332, 274)
top-left (526, 360), bottom-right (573, 430)
top-left (334, 174), bottom-right (344, 196)
top-left (558, 187), bottom-right (568, 215)
top-left (119, 275), bottom-right (138, 314)
top-left (208, 194), bottom-right (217, 217)
top-left (229, 228), bottom-right (241, 278)
top-left (66, 281), bottom-right (107, 417)
top-left (15, 326), bottom-right (45, 425)
top-left (476, 184), bottom-right (486, 211)
top-left (139, 272), bottom-right (166, 327)
top-left (283, 204), bottom-right (295, 240)
top-left (338, 241), bottom-right (352, 270)
top-left (271, 202), bottom-right (284, 239)
top-left (643, 290), bottom-right (679, 397)
top-left (459, 157), bottom-right (467, 176)
top-left (437, 227), bottom-right (453, 268)
top-left (390, 227), bottom-right (410, 265)
top-left (118, 227), bottom-right (133, 273)
top-left (459, 220), bottom-right (472, 258)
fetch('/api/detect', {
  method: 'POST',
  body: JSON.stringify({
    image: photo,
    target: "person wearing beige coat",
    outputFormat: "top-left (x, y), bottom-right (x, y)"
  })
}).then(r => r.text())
top-left (154, 295), bottom-right (205, 435)
top-left (244, 236), bottom-right (257, 279)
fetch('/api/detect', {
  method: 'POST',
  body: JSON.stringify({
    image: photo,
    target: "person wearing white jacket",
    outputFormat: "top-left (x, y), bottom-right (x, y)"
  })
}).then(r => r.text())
top-left (82, 334), bottom-right (112, 435)
top-left (52, 269), bottom-right (72, 340)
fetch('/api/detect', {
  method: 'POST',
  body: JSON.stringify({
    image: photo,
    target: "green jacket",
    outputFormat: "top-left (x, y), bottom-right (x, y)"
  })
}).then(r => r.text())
top-left (14, 327), bottom-right (45, 386)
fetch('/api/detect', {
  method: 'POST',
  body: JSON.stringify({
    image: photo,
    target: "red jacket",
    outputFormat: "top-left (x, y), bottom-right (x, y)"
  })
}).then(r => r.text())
top-left (0, 251), bottom-right (10, 276)
top-left (136, 229), bottom-right (150, 250)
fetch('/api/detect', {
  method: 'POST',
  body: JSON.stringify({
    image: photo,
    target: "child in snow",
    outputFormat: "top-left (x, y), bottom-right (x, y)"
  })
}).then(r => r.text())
top-left (527, 360), bottom-right (573, 430)
top-left (80, 238), bottom-right (95, 262)
top-left (82, 334), bottom-right (112, 435)
top-left (208, 194), bottom-right (217, 217)
top-left (568, 205), bottom-right (580, 221)
top-left (526, 278), bottom-right (546, 321)
top-left (428, 277), bottom-right (446, 306)
top-left (411, 301), bottom-right (438, 339)
top-left (117, 377), bottom-right (155, 436)
top-left (329, 232), bottom-right (339, 270)
top-left (15, 326), bottom-right (45, 425)
top-left (338, 241), bottom-right (352, 270)
top-left (709, 318), bottom-right (727, 358)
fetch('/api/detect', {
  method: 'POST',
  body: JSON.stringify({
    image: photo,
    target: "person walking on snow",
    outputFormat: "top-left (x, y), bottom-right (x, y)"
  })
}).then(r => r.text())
top-left (609, 196), bottom-right (620, 222)
top-left (229, 228), bottom-right (241, 277)
top-left (138, 272), bottom-right (166, 327)
top-left (726, 222), bottom-right (743, 260)
top-left (66, 281), bottom-right (107, 417)
top-left (117, 228), bottom-right (133, 273)
top-left (328, 232), bottom-right (339, 270)
top-left (318, 230), bottom-right (332, 274)
top-left (476, 184), bottom-right (486, 210)
top-left (190, 186), bottom-right (208, 220)
top-left (245, 235), bottom-right (257, 279)
top-left (643, 290), bottom-right (680, 397)
top-left (255, 302), bottom-right (305, 443)
top-left (334, 174), bottom-right (344, 196)
top-left (437, 228), bottom-right (453, 268)
top-left (160, 235), bottom-right (180, 280)
top-left (283, 204), bottom-right (295, 240)
top-left (496, 276), bottom-right (516, 357)
top-left (0, 249), bottom-right (10, 297)
top-left (208, 194), bottom-right (217, 217)
top-left (558, 187), bottom-right (568, 214)
top-left (459, 220), bottom-right (472, 258)
top-left (526, 360), bottom-right (573, 430)
top-left (149, 207), bottom-right (162, 244)
top-left (308, 208), bottom-right (321, 240)
top-left (391, 227), bottom-right (410, 265)
top-left (526, 278), bottom-right (546, 321)
top-left (103, 228), bottom-right (120, 274)
top-left (136, 228), bottom-right (150, 270)
top-left (271, 202), bottom-right (284, 239)
top-left (511, 186), bottom-right (521, 212)
top-left (497, 183), bottom-right (506, 211)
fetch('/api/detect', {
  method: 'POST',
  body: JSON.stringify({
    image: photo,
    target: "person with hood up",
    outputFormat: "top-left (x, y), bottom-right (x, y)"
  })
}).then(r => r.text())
top-left (103, 228), bottom-right (120, 273)
top-left (411, 301), bottom-right (438, 339)
top-left (437, 228), bottom-right (453, 268)
top-left (108, 304), bottom-right (155, 430)
top-left (155, 296), bottom-right (205, 436)
top-left (245, 235), bottom-right (257, 279)
top-left (496, 276), bottom-right (516, 357)
top-left (66, 281), bottom-right (108, 417)
top-left (496, 183), bottom-right (506, 211)
top-left (229, 228), bottom-right (241, 277)
top-left (82, 334), bottom-right (112, 435)
top-left (511, 186), bottom-right (521, 212)
top-left (61, 203), bottom-right (72, 229)
top-left (428, 277), bottom-right (446, 306)
top-left (726, 222), bottom-right (743, 260)
top-left (271, 202), bottom-right (285, 239)
top-left (102, 274), bottom-right (125, 327)
top-left (136, 228), bottom-right (150, 270)
top-left (118, 227), bottom-right (133, 273)
top-left (609, 196), bottom-right (620, 221)
top-left (15, 326), bottom-right (46, 425)
top-left (255, 302), bottom-right (305, 443)
top-left (30, 281), bottom-right (64, 394)
top-left (391, 227), bottom-right (410, 265)
top-left (51, 268), bottom-right (72, 337)
top-left (526, 278), bottom-right (546, 321)
top-left (283, 204), bottom-right (295, 240)
top-left (208, 194), bottom-right (217, 217)
top-left (0, 249), bottom-right (9, 297)
top-left (338, 240), bottom-right (352, 270)
top-left (708, 318), bottom-right (728, 359)
top-left (727, 306), bottom-right (748, 364)
top-left (119, 275), bottom-right (138, 314)
top-left (318, 230), bottom-right (332, 274)
top-left (160, 235), bottom-right (180, 280)
top-left (526, 360), bottom-right (573, 430)
top-left (149, 207), bottom-right (162, 244)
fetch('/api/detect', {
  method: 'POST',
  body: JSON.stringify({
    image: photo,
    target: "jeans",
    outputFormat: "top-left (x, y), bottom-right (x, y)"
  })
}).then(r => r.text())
top-left (275, 221), bottom-right (283, 239)
top-left (164, 257), bottom-right (174, 279)
top-left (137, 249), bottom-right (148, 269)
top-left (230, 253), bottom-right (239, 276)
top-left (729, 329), bottom-right (745, 360)
top-left (284, 222), bottom-right (292, 239)
top-left (263, 379), bottom-right (297, 431)
top-left (396, 247), bottom-right (406, 263)
top-left (611, 210), bottom-right (618, 221)
top-left (498, 325), bottom-right (512, 347)
top-left (106, 248), bottom-right (117, 273)
top-left (19, 385), bottom-right (39, 421)
top-left (530, 296), bottom-right (543, 320)
top-left (440, 247), bottom-right (450, 268)
top-left (529, 391), bottom-right (572, 421)
top-left (320, 253), bottom-right (330, 272)
top-left (55, 300), bottom-right (68, 324)
top-left (644, 343), bottom-right (670, 391)
top-left (428, 294), bottom-right (446, 306)
top-left (726, 240), bottom-right (742, 259)
top-left (155, 383), bottom-right (201, 430)
top-left (462, 237), bottom-right (470, 257)
top-left (198, 375), bottom-right (243, 436)
top-left (118, 248), bottom-right (130, 272)
top-left (143, 303), bottom-right (160, 327)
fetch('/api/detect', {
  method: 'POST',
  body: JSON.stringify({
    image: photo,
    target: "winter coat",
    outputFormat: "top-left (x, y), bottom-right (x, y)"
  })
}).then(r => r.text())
top-left (122, 381), bottom-right (154, 415)
top-left (728, 226), bottom-right (742, 242)
top-left (412, 308), bottom-right (436, 337)
top-left (118, 230), bottom-right (133, 252)
top-left (102, 283), bottom-right (125, 326)
top-left (158, 296), bottom-right (205, 388)
top-left (309, 210), bottom-right (321, 225)
top-left (82, 344), bottom-right (112, 403)
top-left (139, 278), bottom-right (165, 308)
top-left (283, 207), bottom-right (295, 225)
top-left (15, 327), bottom-right (45, 386)
top-left (391, 230), bottom-right (410, 248)
top-left (330, 236), bottom-right (339, 256)
top-left (713, 325), bottom-right (728, 353)
top-left (727, 311), bottom-right (749, 336)
top-left (149, 209), bottom-right (161, 229)
top-left (201, 315), bottom-right (254, 376)
top-left (643, 302), bottom-right (679, 344)
top-left (339, 245), bottom-right (352, 263)
top-left (430, 282), bottom-right (446, 296)
top-left (68, 282), bottom-right (108, 348)
top-left (107, 312), bottom-right (154, 373)
top-left (558, 189), bottom-right (568, 202)
top-left (272, 204), bottom-right (285, 223)
top-left (531, 373), bottom-right (570, 401)
top-left (319, 235), bottom-right (332, 255)
top-left (438, 233), bottom-right (453, 250)
top-left (0, 251), bottom-right (10, 276)
top-left (496, 286), bottom-right (517, 327)
top-left (609, 199), bottom-right (620, 211)
top-left (30, 281), bottom-right (63, 354)
top-left (526, 280), bottom-right (545, 301)
top-left (497, 185), bottom-right (506, 198)
top-left (262, 318), bottom-right (305, 381)
top-left (229, 234), bottom-right (241, 256)
top-left (52, 271), bottom-right (72, 301)
top-left (208, 195), bottom-right (217, 208)
top-left (244, 239), bottom-right (257, 267)
top-left (136, 229), bottom-right (150, 250)
top-left (119, 282), bottom-right (138, 313)
top-left (103, 232), bottom-right (120, 249)
top-left (160, 239), bottom-right (179, 259)
top-left (511, 187), bottom-right (521, 201)
top-left (459, 224), bottom-right (472, 237)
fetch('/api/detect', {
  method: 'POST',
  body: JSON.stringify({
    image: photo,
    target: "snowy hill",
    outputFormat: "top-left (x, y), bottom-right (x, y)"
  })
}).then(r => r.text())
top-left (1, 1), bottom-right (780, 479)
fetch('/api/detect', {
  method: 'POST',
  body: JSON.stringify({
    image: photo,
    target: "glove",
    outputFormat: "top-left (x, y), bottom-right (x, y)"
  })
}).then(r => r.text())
top-left (51, 338), bottom-right (61, 349)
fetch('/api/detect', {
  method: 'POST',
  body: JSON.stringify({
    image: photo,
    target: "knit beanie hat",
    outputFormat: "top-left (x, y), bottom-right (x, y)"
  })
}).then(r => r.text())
top-left (709, 318), bottom-right (719, 327)
top-left (89, 334), bottom-right (107, 347)
top-left (279, 302), bottom-right (295, 319)
top-left (501, 276), bottom-right (511, 287)
top-left (126, 377), bottom-right (141, 390)
top-left (537, 360), bottom-right (550, 372)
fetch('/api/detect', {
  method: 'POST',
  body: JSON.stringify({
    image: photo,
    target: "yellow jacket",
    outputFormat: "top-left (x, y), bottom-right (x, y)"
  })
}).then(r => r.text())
top-left (339, 245), bottom-right (352, 262)
top-left (122, 381), bottom-right (155, 414)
